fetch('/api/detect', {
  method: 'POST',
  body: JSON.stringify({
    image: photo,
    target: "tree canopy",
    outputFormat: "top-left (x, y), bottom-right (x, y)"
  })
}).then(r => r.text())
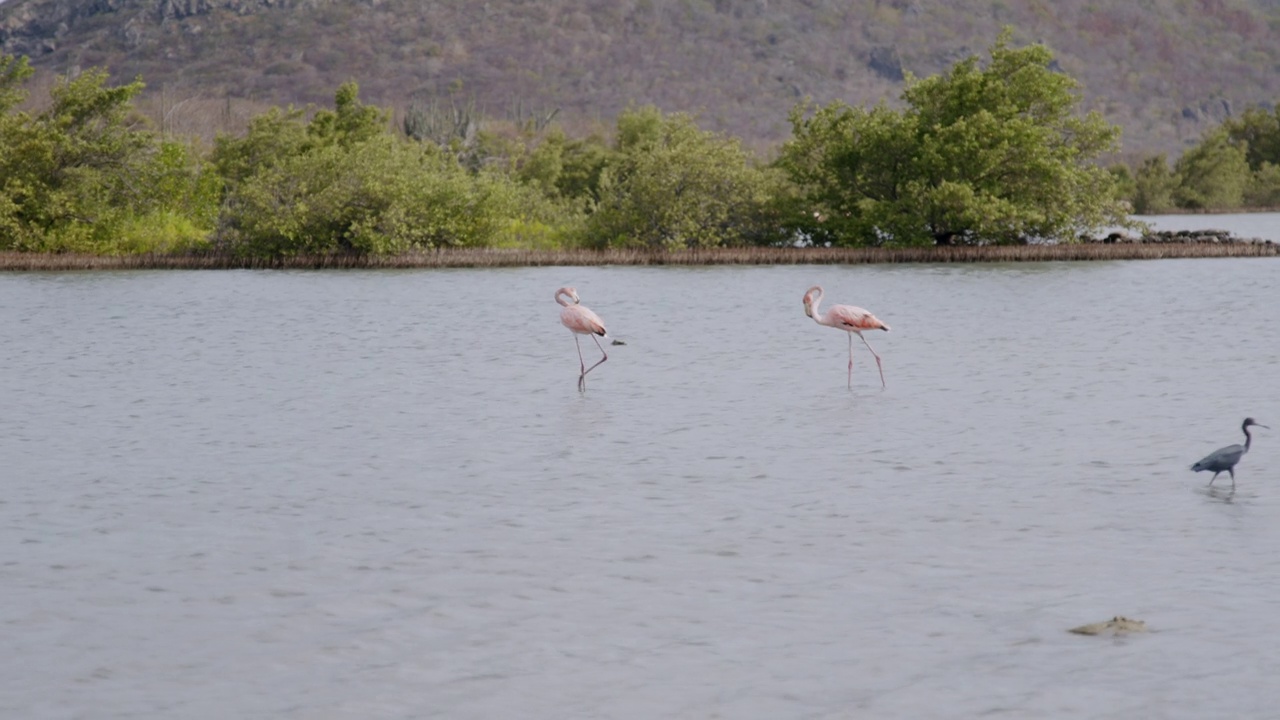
top-left (584, 106), bottom-right (787, 248)
top-left (778, 28), bottom-right (1129, 245)
top-left (0, 62), bottom-right (215, 252)
top-left (4, 33), bottom-right (1278, 258)
top-left (1129, 105), bottom-right (1280, 213)
top-left (211, 82), bottom-right (565, 255)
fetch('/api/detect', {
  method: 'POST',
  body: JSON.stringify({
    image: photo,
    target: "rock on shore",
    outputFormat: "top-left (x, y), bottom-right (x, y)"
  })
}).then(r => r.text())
top-left (1086, 229), bottom-right (1272, 245)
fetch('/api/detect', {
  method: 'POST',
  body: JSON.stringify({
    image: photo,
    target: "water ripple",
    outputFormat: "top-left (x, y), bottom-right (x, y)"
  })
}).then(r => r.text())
top-left (2, 260), bottom-right (1279, 718)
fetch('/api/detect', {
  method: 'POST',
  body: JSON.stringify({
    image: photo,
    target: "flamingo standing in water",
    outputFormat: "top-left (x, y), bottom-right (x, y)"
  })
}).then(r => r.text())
top-left (555, 286), bottom-right (608, 391)
top-left (802, 285), bottom-right (890, 389)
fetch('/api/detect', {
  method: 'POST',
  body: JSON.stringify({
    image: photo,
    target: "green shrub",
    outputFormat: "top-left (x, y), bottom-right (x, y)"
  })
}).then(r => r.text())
top-left (1223, 105), bottom-right (1280, 171)
top-left (1131, 155), bottom-right (1177, 213)
top-left (0, 56), bottom-right (219, 252)
top-left (113, 210), bottom-right (215, 254)
top-left (777, 28), bottom-right (1128, 245)
top-left (1173, 128), bottom-right (1249, 210)
top-left (1244, 162), bottom-right (1280, 207)
top-left (217, 133), bottom-right (576, 255)
top-left (210, 106), bottom-right (311, 192)
top-left (584, 106), bottom-right (787, 248)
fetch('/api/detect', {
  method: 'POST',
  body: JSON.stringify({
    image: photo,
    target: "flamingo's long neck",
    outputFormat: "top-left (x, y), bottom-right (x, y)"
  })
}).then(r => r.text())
top-left (813, 304), bottom-right (838, 328)
top-left (807, 290), bottom-right (827, 326)
top-left (555, 290), bottom-right (573, 307)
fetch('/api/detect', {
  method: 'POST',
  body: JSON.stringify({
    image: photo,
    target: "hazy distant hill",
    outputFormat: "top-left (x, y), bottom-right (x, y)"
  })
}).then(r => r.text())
top-left (3, 0), bottom-right (1280, 159)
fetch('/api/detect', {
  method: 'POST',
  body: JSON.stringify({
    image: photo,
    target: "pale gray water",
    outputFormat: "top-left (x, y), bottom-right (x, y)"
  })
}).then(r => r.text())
top-left (3, 257), bottom-right (1280, 719)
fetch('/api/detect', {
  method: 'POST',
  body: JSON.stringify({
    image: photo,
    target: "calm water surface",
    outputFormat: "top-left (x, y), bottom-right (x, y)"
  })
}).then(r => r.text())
top-left (3, 258), bottom-right (1280, 719)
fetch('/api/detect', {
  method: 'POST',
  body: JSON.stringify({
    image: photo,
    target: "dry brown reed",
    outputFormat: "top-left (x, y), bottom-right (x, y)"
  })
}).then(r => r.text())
top-left (1, 242), bottom-right (1276, 272)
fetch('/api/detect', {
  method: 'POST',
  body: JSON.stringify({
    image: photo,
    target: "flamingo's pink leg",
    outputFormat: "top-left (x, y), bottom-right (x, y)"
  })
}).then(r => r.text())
top-left (574, 335), bottom-right (587, 391)
top-left (846, 332), bottom-right (854, 389)
top-left (858, 333), bottom-right (886, 388)
top-left (582, 335), bottom-right (609, 379)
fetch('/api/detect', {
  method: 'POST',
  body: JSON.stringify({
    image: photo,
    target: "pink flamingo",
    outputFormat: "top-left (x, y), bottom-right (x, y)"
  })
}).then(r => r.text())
top-left (802, 285), bottom-right (890, 389)
top-left (555, 287), bottom-right (608, 391)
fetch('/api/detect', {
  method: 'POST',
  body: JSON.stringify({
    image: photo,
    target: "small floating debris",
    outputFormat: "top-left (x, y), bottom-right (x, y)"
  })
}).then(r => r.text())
top-left (611, 339), bottom-right (627, 346)
top-left (1068, 616), bottom-right (1147, 636)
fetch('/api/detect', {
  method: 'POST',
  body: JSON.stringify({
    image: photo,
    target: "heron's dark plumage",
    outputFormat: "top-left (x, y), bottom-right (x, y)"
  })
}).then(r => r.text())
top-left (1191, 418), bottom-right (1267, 490)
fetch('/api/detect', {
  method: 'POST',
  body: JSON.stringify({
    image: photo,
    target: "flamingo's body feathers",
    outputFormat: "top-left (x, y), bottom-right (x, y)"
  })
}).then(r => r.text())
top-left (560, 304), bottom-right (607, 337)
top-left (826, 304), bottom-right (889, 332)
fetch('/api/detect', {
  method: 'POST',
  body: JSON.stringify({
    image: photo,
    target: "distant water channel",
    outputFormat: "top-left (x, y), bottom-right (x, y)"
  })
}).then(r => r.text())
top-left (1133, 211), bottom-right (1280, 242)
top-left (4, 254), bottom-right (1280, 717)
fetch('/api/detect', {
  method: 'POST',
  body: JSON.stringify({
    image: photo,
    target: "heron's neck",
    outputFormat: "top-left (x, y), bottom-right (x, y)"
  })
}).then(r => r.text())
top-left (1244, 426), bottom-right (1253, 452)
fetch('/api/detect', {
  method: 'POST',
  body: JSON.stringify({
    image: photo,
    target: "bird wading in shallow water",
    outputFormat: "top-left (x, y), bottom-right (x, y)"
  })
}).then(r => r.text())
top-left (802, 285), bottom-right (890, 389)
top-left (1191, 417), bottom-right (1268, 490)
top-left (555, 287), bottom-right (608, 392)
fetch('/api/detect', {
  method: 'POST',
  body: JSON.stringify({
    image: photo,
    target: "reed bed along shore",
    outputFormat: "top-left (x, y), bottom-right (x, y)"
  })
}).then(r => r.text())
top-left (1, 242), bottom-right (1276, 271)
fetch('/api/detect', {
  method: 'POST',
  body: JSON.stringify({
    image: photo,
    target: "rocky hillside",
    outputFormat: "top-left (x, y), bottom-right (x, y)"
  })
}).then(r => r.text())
top-left (3, 0), bottom-right (1280, 158)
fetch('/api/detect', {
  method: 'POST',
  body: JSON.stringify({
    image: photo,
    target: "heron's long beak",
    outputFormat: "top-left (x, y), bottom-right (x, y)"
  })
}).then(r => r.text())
top-left (1259, 424), bottom-right (1271, 429)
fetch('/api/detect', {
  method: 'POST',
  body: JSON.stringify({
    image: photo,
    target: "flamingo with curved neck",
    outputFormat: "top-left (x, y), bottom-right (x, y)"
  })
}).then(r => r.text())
top-left (803, 285), bottom-right (890, 389)
top-left (555, 287), bottom-right (609, 391)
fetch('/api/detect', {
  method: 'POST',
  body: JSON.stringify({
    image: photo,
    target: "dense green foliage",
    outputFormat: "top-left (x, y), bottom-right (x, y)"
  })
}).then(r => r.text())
top-left (516, 130), bottom-right (613, 204)
top-left (583, 107), bottom-right (788, 248)
top-left (778, 30), bottom-right (1129, 245)
top-left (2, 31), bottom-right (1279, 257)
top-left (0, 58), bottom-right (217, 252)
top-left (1172, 129), bottom-right (1250, 210)
top-left (1126, 105), bottom-right (1280, 213)
top-left (209, 82), bottom-right (573, 254)
top-left (1128, 156), bottom-right (1178, 215)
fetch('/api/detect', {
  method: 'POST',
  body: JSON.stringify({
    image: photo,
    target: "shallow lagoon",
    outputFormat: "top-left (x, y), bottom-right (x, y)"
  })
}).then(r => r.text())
top-left (3, 257), bottom-right (1280, 719)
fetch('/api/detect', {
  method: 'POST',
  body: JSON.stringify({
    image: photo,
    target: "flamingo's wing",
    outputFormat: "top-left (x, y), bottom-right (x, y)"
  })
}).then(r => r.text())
top-left (829, 304), bottom-right (888, 331)
top-left (561, 304), bottom-right (608, 336)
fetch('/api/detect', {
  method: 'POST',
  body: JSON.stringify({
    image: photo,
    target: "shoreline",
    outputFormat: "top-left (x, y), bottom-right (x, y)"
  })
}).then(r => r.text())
top-left (2, 242), bottom-right (1277, 270)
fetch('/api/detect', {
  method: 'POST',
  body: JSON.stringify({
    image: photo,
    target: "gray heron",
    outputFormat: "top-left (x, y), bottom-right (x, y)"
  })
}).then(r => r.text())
top-left (1191, 418), bottom-right (1268, 490)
